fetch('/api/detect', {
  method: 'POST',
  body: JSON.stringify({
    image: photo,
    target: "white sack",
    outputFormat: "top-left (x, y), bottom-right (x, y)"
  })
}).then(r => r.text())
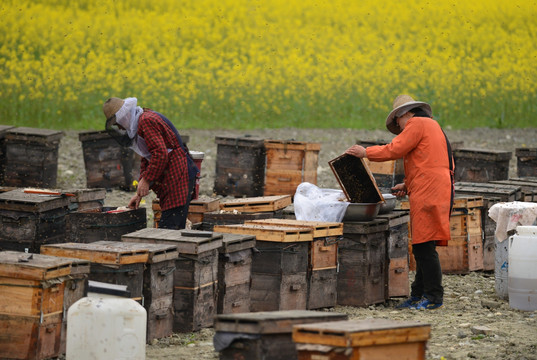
top-left (294, 182), bottom-right (349, 222)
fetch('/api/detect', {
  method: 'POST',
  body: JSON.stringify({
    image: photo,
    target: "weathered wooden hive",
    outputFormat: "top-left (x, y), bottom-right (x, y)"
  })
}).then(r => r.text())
top-left (3, 127), bottom-right (63, 188)
top-left (264, 140), bottom-right (320, 196)
top-left (121, 228), bottom-right (223, 332)
top-left (0, 189), bottom-right (70, 253)
top-left (214, 135), bottom-right (266, 197)
top-left (0, 125), bottom-right (16, 186)
top-left (453, 148), bottom-right (512, 183)
top-left (214, 310), bottom-right (348, 360)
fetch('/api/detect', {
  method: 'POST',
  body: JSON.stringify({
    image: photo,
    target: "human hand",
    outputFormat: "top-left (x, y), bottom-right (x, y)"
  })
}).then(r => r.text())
top-left (345, 145), bottom-right (367, 158)
top-left (136, 177), bottom-right (150, 197)
top-left (391, 183), bottom-right (407, 198)
top-left (128, 194), bottom-right (141, 209)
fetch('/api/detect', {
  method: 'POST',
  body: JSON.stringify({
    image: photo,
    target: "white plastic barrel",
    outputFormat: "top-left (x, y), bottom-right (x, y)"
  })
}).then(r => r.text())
top-left (494, 236), bottom-right (509, 300)
top-left (66, 281), bottom-right (147, 360)
top-left (508, 226), bottom-right (537, 311)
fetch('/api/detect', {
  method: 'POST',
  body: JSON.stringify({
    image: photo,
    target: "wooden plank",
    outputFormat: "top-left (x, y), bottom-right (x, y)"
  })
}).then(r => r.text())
top-left (245, 218), bottom-right (343, 238)
top-left (40, 242), bottom-right (149, 265)
top-left (0, 251), bottom-right (73, 280)
top-left (6, 127), bottom-right (63, 143)
top-left (213, 224), bottom-right (313, 242)
top-left (188, 198), bottom-right (220, 213)
top-left (219, 195), bottom-right (292, 213)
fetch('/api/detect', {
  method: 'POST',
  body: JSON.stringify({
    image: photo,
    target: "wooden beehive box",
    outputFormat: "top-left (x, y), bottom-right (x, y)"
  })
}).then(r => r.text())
top-left (515, 148), bottom-right (537, 178)
top-left (214, 223), bottom-right (313, 311)
top-left (65, 188), bottom-right (106, 212)
top-left (244, 218), bottom-right (342, 310)
top-left (40, 242), bottom-right (148, 303)
top-left (453, 148), bottom-right (512, 183)
top-left (187, 198), bottom-right (221, 224)
top-left (338, 219), bottom-right (389, 307)
top-left (201, 211), bottom-right (278, 231)
top-left (0, 251), bottom-right (90, 360)
top-left (3, 127), bottom-right (63, 188)
top-left (121, 228), bottom-right (223, 332)
top-left (0, 125), bottom-right (16, 186)
top-left (378, 210), bottom-right (411, 298)
top-left (215, 233), bottom-right (256, 314)
top-left (65, 206), bottom-right (147, 243)
top-left (102, 240), bottom-right (178, 342)
top-left (264, 140), bottom-right (321, 196)
top-left (214, 310), bottom-right (348, 360)
top-left (292, 319), bottom-right (431, 360)
top-left (490, 179), bottom-right (537, 202)
top-left (359, 139), bottom-right (405, 191)
top-left (329, 153), bottom-right (384, 204)
top-left (0, 189), bottom-right (70, 253)
top-left (78, 130), bottom-right (140, 191)
top-left (220, 195), bottom-right (292, 213)
top-left (214, 135), bottom-right (266, 197)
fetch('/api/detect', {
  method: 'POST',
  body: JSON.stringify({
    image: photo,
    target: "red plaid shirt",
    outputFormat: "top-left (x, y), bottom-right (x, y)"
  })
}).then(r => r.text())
top-left (137, 109), bottom-right (189, 211)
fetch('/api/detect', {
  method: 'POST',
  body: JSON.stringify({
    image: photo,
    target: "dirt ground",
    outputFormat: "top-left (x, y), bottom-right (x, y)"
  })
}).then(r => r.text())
top-left (56, 127), bottom-right (537, 360)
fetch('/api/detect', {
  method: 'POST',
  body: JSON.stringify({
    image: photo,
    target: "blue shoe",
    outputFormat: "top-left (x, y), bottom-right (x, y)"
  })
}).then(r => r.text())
top-left (395, 296), bottom-right (422, 309)
top-left (410, 297), bottom-right (443, 310)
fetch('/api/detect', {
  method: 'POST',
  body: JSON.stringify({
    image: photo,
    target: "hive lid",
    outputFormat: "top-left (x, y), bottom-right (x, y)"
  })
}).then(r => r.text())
top-left (213, 223), bottom-right (314, 242)
top-left (6, 127), bottom-right (63, 142)
top-left (93, 240), bottom-right (178, 263)
top-left (0, 189), bottom-right (70, 212)
top-left (121, 228), bottom-right (223, 254)
top-left (216, 233), bottom-right (256, 253)
top-left (292, 319), bottom-right (431, 347)
top-left (215, 135), bottom-right (265, 147)
top-left (453, 147), bottom-right (512, 160)
top-left (0, 125), bottom-right (16, 139)
top-left (0, 251), bottom-right (77, 280)
top-left (40, 242), bottom-right (149, 265)
top-left (215, 310), bottom-right (348, 334)
top-left (264, 139), bottom-right (321, 151)
top-left (78, 129), bottom-right (113, 142)
top-left (220, 195), bottom-right (292, 213)
top-left (329, 153), bottom-right (384, 204)
top-left (245, 218), bottom-right (343, 238)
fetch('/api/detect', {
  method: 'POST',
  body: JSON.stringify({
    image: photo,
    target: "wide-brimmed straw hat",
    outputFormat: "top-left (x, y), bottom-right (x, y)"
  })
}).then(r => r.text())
top-left (386, 95), bottom-right (432, 135)
top-left (103, 97), bottom-right (125, 121)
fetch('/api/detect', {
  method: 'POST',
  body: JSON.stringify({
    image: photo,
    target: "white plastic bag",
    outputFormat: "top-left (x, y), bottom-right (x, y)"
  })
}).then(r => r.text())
top-left (294, 182), bottom-right (349, 222)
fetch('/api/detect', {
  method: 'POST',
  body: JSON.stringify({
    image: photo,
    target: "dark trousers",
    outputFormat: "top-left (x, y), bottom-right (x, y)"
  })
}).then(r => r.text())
top-left (411, 241), bottom-right (444, 303)
top-left (158, 178), bottom-right (196, 230)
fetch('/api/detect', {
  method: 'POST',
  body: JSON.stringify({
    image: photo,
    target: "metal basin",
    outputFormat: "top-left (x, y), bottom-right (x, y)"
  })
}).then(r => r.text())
top-left (342, 202), bottom-right (382, 222)
top-left (379, 194), bottom-right (397, 214)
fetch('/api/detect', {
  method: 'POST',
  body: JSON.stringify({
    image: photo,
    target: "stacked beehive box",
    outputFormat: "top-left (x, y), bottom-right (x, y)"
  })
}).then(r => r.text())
top-left (264, 140), bottom-right (321, 196)
top-left (338, 219), bottom-right (389, 306)
top-left (40, 242), bottom-right (148, 305)
top-left (0, 251), bottom-right (90, 360)
top-left (153, 197), bottom-right (220, 228)
top-left (3, 127), bottom-right (64, 188)
top-left (121, 228), bottom-right (223, 332)
top-left (404, 195), bottom-right (485, 274)
top-left (78, 130), bottom-right (140, 191)
top-left (453, 148), bottom-right (512, 183)
top-left (214, 222), bottom-right (313, 311)
top-left (292, 319), bottom-right (431, 360)
top-left (215, 232), bottom-right (256, 314)
top-left (515, 148), bottom-right (537, 178)
top-left (202, 195), bottom-right (290, 231)
top-left (0, 125), bottom-right (15, 186)
top-left (65, 188), bottom-right (106, 212)
top-left (0, 189), bottom-right (70, 253)
top-left (214, 310), bottom-right (348, 360)
top-left (214, 135), bottom-right (266, 197)
top-left (244, 218), bottom-right (342, 309)
top-left (378, 210), bottom-right (411, 298)
top-left (97, 241), bottom-right (179, 342)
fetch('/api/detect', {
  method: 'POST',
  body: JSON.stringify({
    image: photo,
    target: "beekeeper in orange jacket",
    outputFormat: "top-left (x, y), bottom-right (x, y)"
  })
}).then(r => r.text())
top-left (345, 95), bottom-right (454, 310)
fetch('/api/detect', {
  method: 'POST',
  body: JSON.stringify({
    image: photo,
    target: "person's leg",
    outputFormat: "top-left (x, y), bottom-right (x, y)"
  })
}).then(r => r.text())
top-left (159, 178), bottom-right (196, 230)
top-left (412, 241), bottom-right (443, 304)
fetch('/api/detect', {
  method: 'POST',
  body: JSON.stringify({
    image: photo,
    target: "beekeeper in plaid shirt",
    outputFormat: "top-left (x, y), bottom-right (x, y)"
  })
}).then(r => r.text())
top-left (104, 97), bottom-right (197, 229)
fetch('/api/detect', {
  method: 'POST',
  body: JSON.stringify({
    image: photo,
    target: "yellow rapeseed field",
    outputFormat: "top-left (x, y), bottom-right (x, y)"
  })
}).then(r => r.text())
top-left (1, 0), bottom-right (536, 129)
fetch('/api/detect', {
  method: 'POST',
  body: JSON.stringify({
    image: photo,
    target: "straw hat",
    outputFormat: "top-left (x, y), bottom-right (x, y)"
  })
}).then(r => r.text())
top-left (386, 95), bottom-right (432, 135)
top-left (103, 97), bottom-right (125, 121)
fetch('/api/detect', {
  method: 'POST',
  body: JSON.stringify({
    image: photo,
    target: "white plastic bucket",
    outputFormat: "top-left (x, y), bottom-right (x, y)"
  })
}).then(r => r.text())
top-left (508, 226), bottom-right (537, 311)
top-left (494, 236), bottom-right (509, 300)
top-left (66, 282), bottom-right (147, 360)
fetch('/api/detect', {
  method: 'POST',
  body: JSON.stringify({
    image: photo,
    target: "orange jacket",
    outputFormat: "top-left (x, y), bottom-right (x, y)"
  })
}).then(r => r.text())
top-left (366, 117), bottom-right (452, 245)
